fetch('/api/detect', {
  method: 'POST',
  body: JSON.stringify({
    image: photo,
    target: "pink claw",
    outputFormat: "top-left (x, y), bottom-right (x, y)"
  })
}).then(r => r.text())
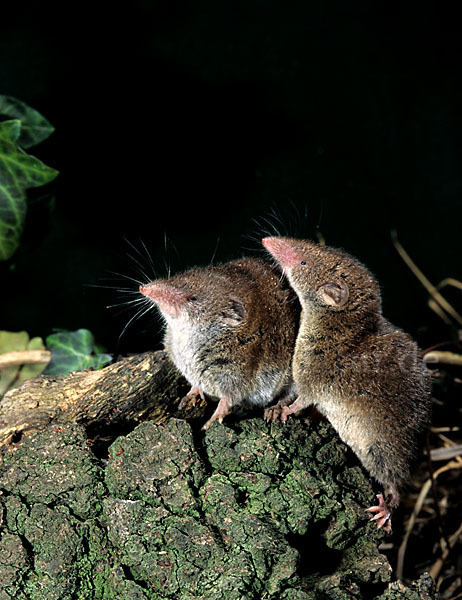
top-left (186, 386), bottom-right (205, 401)
top-left (201, 396), bottom-right (231, 431)
top-left (367, 493), bottom-right (392, 533)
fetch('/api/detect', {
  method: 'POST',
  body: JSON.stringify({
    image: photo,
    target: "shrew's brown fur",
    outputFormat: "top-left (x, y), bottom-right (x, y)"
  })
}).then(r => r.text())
top-left (263, 237), bottom-right (431, 527)
top-left (140, 258), bottom-right (300, 428)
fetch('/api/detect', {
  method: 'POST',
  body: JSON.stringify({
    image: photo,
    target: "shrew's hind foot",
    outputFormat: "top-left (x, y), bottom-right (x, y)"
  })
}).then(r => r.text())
top-left (367, 494), bottom-right (392, 532)
top-left (201, 396), bottom-right (231, 431)
top-left (279, 397), bottom-right (307, 423)
top-left (263, 396), bottom-right (293, 422)
top-left (367, 486), bottom-right (399, 534)
top-left (178, 386), bottom-right (206, 410)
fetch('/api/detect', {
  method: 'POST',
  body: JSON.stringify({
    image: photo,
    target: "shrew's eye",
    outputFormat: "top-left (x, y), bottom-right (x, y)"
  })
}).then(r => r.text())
top-left (300, 261), bottom-right (307, 266)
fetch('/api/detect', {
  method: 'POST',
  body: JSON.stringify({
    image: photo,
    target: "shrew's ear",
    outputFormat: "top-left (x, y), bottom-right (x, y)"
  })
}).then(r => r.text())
top-left (221, 297), bottom-right (246, 326)
top-left (317, 280), bottom-right (349, 307)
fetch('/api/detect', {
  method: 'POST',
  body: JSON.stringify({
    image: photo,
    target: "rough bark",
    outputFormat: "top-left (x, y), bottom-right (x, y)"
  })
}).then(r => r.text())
top-left (0, 353), bottom-right (438, 599)
top-left (0, 351), bottom-right (204, 448)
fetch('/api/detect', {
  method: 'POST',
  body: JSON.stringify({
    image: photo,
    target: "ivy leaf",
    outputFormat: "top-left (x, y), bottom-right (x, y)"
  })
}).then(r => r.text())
top-left (16, 336), bottom-right (49, 388)
top-left (0, 119), bottom-right (58, 261)
top-left (0, 95), bottom-right (55, 148)
top-left (44, 329), bottom-right (112, 375)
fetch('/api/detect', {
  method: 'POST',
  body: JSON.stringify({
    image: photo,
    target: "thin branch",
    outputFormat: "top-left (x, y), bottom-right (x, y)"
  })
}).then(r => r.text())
top-left (430, 445), bottom-right (462, 462)
top-left (428, 299), bottom-right (453, 325)
top-left (430, 520), bottom-right (462, 582)
top-left (0, 350), bottom-right (51, 369)
top-left (424, 351), bottom-right (462, 366)
top-left (396, 460), bottom-right (462, 580)
top-left (436, 278), bottom-right (462, 292)
top-left (391, 231), bottom-right (462, 327)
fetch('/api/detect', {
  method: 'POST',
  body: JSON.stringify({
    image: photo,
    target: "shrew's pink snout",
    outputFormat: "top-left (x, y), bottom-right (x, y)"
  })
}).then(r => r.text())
top-left (262, 237), bottom-right (304, 269)
top-left (139, 282), bottom-right (188, 317)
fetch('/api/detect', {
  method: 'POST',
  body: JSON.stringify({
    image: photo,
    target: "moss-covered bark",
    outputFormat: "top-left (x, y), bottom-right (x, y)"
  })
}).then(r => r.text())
top-left (0, 414), bottom-right (438, 599)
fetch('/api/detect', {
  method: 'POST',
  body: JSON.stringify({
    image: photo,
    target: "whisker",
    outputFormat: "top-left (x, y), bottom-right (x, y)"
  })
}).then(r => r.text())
top-left (240, 243), bottom-right (267, 254)
top-left (122, 237), bottom-right (157, 282)
top-left (85, 283), bottom-right (139, 292)
top-left (316, 198), bottom-right (324, 230)
top-left (123, 236), bottom-right (145, 260)
top-left (126, 252), bottom-right (151, 282)
top-left (139, 238), bottom-right (158, 279)
top-left (265, 210), bottom-right (284, 236)
top-left (209, 236), bottom-right (220, 266)
top-left (260, 214), bottom-right (282, 237)
top-left (107, 270), bottom-right (144, 286)
top-left (106, 297), bottom-right (147, 309)
top-left (118, 302), bottom-right (157, 342)
top-left (162, 232), bottom-right (172, 279)
top-left (164, 231), bottom-right (180, 259)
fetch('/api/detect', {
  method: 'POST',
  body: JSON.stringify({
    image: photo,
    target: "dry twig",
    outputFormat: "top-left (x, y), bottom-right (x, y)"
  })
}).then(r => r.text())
top-left (0, 350), bottom-right (51, 369)
top-left (391, 231), bottom-right (462, 327)
top-left (396, 460), bottom-right (462, 580)
top-left (424, 351), bottom-right (462, 366)
top-left (430, 520), bottom-right (462, 583)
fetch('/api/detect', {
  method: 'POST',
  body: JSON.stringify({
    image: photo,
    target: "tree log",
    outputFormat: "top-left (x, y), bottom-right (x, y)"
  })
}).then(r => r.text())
top-left (0, 416), bottom-right (438, 599)
top-left (0, 351), bottom-right (206, 449)
top-left (0, 352), bottom-right (438, 599)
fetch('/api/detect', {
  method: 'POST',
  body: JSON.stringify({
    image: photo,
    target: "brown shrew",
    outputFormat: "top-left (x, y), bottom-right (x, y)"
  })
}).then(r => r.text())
top-left (262, 236), bottom-right (431, 532)
top-left (140, 257), bottom-right (300, 430)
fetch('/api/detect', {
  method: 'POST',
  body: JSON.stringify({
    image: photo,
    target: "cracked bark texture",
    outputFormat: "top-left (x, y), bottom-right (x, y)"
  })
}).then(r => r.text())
top-left (0, 415), bottom-right (438, 599)
top-left (0, 351), bottom-right (204, 448)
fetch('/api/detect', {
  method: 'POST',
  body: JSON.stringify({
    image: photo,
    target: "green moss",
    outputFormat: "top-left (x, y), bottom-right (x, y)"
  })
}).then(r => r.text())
top-left (95, 566), bottom-right (151, 599)
top-left (105, 419), bottom-right (206, 517)
top-left (0, 532), bottom-right (29, 599)
top-left (0, 417), bottom-right (438, 599)
top-left (376, 574), bottom-right (437, 600)
top-left (0, 422), bottom-right (103, 519)
top-left (0, 424), bottom-right (105, 599)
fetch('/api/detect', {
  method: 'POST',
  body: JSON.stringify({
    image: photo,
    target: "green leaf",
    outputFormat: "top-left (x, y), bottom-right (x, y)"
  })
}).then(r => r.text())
top-left (0, 119), bottom-right (58, 261)
top-left (0, 95), bottom-right (55, 148)
top-left (0, 119), bottom-right (21, 143)
top-left (16, 336), bottom-right (48, 388)
top-left (44, 329), bottom-right (112, 375)
top-left (0, 330), bottom-right (30, 354)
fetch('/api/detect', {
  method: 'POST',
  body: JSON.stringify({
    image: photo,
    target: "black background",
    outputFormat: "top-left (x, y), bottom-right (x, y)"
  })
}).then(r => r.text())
top-left (1, 1), bottom-right (461, 354)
